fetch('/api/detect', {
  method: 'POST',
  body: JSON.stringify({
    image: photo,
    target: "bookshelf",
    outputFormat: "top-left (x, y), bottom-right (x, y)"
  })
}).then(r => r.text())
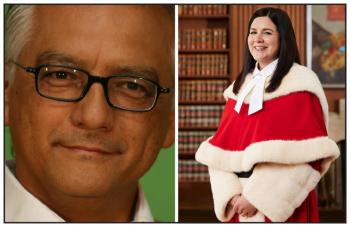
top-left (179, 4), bottom-right (345, 223)
top-left (178, 5), bottom-right (230, 222)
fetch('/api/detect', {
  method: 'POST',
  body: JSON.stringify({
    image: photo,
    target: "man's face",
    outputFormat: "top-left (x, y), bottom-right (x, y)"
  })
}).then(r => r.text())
top-left (6, 6), bottom-right (174, 198)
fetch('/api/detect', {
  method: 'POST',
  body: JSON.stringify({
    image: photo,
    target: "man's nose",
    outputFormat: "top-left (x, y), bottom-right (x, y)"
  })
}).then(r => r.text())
top-left (69, 83), bottom-right (114, 131)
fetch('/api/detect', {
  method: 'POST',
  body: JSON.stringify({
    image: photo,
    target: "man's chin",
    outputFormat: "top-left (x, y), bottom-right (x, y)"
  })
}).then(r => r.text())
top-left (46, 165), bottom-right (123, 198)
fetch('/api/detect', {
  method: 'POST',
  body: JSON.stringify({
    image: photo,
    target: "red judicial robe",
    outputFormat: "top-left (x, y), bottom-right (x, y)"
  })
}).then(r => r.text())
top-left (195, 64), bottom-right (339, 222)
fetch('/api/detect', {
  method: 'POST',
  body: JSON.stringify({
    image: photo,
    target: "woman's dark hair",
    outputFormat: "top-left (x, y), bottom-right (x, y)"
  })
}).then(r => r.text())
top-left (232, 7), bottom-right (300, 94)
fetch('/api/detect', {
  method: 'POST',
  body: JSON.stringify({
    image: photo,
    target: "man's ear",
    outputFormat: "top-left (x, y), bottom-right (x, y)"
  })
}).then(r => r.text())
top-left (5, 63), bottom-right (11, 126)
top-left (162, 110), bottom-right (174, 148)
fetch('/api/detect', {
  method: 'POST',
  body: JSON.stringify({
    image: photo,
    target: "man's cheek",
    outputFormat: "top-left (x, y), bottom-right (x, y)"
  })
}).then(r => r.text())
top-left (123, 122), bottom-right (160, 161)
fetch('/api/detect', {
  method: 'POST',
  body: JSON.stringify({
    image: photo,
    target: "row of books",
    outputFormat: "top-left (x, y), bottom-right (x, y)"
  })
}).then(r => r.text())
top-left (179, 105), bottom-right (224, 118)
top-left (179, 54), bottom-right (228, 76)
top-left (179, 160), bottom-right (209, 182)
top-left (179, 131), bottom-right (215, 155)
top-left (179, 28), bottom-right (227, 50)
top-left (179, 80), bottom-right (229, 102)
top-left (179, 5), bottom-right (228, 16)
top-left (179, 105), bottom-right (224, 128)
top-left (179, 7), bottom-right (227, 185)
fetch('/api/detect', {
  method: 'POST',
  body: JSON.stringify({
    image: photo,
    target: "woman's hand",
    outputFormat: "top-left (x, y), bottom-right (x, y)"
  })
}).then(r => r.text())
top-left (230, 194), bottom-right (241, 207)
top-left (231, 195), bottom-right (257, 218)
top-left (226, 194), bottom-right (240, 215)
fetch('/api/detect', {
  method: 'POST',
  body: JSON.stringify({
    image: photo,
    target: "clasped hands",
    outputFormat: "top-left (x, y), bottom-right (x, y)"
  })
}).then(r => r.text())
top-left (227, 194), bottom-right (257, 218)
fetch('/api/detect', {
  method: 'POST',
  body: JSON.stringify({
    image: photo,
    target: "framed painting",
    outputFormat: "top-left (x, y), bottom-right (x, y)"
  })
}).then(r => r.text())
top-left (306, 5), bottom-right (345, 88)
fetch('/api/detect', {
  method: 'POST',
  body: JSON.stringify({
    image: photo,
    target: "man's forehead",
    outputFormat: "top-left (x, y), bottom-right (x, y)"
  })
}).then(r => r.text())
top-left (32, 5), bottom-right (173, 46)
top-left (34, 5), bottom-right (171, 22)
top-left (26, 5), bottom-right (174, 86)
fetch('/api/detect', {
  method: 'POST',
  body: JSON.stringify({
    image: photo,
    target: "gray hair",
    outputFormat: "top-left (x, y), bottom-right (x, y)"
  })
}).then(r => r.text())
top-left (5, 5), bottom-right (174, 92)
top-left (5, 5), bottom-right (35, 83)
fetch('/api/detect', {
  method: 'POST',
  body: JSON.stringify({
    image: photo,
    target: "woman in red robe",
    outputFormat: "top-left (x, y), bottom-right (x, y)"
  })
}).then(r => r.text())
top-left (195, 7), bottom-right (339, 223)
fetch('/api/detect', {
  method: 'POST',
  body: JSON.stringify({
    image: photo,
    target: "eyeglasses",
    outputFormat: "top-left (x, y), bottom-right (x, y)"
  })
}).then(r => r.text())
top-left (11, 61), bottom-right (171, 112)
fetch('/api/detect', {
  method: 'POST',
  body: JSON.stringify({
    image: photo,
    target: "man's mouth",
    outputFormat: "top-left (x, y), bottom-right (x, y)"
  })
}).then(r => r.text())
top-left (51, 134), bottom-right (127, 156)
top-left (60, 144), bottom-right (118, 155)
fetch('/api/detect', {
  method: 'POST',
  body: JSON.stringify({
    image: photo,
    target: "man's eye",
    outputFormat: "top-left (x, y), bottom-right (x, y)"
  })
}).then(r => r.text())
top-left (126, 82), bottom-right (142, 90)
top-left (40, 69), bottom-right (83, 88)
top-left (44, 71), bottom-right (78, 80)
top-left (56, 72), bottom-right (67, 79)
top-left (53, 71), bottom-right (68, 79)
top-left (121, 81), bottom-right (148, 95)
top-left (110, 78), bottom-right (153, 99)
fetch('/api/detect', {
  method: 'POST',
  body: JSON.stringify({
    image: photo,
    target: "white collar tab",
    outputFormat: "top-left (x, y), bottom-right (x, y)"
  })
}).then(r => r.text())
top-left (234, 59), bottom-right (279, 115)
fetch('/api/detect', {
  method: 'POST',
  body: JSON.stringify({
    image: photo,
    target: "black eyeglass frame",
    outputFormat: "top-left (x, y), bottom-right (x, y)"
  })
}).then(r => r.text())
top-left (11, 61), bottom-right (171, 112)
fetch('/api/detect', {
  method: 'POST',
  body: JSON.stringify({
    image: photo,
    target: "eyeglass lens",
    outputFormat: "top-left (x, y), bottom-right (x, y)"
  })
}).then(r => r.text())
top-left (36, 65), bottom-right (158, 111)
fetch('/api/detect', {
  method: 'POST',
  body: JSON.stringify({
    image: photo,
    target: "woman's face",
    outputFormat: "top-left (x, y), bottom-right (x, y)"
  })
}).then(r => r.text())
top-left (248, 16), bottom-right (280, 69)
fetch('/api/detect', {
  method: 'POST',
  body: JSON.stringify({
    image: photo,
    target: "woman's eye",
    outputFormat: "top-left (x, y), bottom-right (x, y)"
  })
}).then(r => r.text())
top-left (249, 31), bottom-right (257, 35)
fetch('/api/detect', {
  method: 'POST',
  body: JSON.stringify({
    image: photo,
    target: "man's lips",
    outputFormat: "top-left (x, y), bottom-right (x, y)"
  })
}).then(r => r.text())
top-left (61, 145), bottom-right (115, 155)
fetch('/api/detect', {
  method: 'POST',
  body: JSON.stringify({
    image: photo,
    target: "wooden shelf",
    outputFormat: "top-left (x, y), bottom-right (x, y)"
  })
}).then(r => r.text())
top-left (179, 15), bottom-right (229, 19)
top-left (179, 181), bottom-right (213, 210)
top-left (179, 49), bottom-right (229, 53)
top-left (179, 153), bottom-right (196, 159)
top-left (179, 126), bottom-right (218, 131)
top-left (179, 210), bottom-right (218, 223)
top-left (179, 100), bottom-right (225, 105)
top-left (179, 75), bottom-right (230, 80)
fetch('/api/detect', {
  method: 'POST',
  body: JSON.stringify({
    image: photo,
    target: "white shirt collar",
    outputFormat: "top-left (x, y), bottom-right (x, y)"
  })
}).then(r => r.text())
top-left (234, 59), bottom-right (279, 115)
top-left (133, 187), bottom-right (153, 222)
top-left (5, 163), bottom-right (153, 222)
top-left (252, 58), bottom-right (279, 79)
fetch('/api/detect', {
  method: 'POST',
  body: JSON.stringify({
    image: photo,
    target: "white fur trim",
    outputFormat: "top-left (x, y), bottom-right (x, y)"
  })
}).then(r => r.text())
top-left (196, 136), bottom-right (339, 174)
top-left (223, 64), bottom-right (329, 130)
top-left (208, 167), bottom-right (242, 222)
top-left (243, 163), bottom-right (321, 222)
top-left (237, 178), bottom-right (265, 222)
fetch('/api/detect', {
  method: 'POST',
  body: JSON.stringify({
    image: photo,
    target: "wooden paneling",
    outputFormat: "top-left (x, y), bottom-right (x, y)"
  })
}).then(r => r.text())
top-left (324, 88), bottom-right (345, 112)
top-left (229, 5), bottom-right (255, 80)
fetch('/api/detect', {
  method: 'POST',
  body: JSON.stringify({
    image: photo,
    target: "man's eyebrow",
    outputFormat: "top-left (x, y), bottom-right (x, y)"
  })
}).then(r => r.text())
top-left (35, 50), bottom-right (160, 82)
top-left (110, 66), bottom-right (160, 82)
top-left (35, 50), bottom-right (85, 67)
